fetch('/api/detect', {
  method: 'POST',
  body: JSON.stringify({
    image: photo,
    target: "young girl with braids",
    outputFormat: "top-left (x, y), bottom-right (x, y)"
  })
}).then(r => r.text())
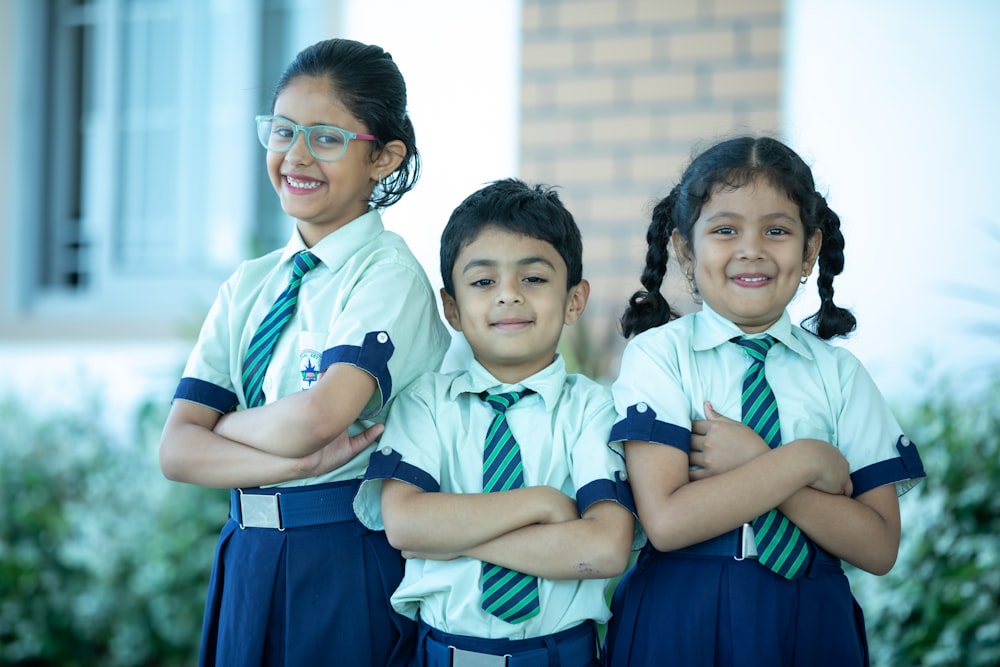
top-left (603, 136), bottom-right (925, 667)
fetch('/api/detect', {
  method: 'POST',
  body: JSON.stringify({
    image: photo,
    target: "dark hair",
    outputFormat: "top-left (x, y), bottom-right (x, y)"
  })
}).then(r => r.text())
top-left (440, 178), bottom-right (583, 297)
top-left (621, 136), bottom-right (856, 340)
top-left (271, 38), bottom-right (419, 208)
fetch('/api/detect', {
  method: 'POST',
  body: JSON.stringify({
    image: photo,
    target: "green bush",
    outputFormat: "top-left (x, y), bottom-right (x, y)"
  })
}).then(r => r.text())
top-left (0, 397), bottom-right (227, 666)
top-left (850, 380), bottom-right (1000, 666)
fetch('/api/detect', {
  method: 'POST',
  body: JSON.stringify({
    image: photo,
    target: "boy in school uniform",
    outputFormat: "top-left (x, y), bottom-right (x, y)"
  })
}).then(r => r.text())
top-left (354, 178), bottom-right (637, 666)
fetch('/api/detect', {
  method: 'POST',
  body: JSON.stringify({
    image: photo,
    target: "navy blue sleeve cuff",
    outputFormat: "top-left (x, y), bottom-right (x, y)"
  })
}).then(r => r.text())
top-left (850, 435), bottom-right (926, 497)
top-left (172, 377), bottom-right (238, 413)
top-left (364, 447), bottom-right (439, 493)
top-left (576, 472), bottom-right (637, 517)
top-left (321, 330), bottom-right (395, 410)
top-left (610, 403), bottom-right (691, 454)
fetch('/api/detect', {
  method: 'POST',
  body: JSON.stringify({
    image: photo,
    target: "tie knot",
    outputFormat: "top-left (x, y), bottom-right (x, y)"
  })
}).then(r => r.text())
top-left (733, 335), bottom-right (776, 363)
top-left (482, 390), bottom-right (532, 414)
top-left (292, 251), bottom-right (320, 279)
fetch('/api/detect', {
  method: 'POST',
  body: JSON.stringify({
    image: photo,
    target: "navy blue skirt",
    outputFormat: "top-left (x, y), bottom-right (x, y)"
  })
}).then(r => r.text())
top-left (198, 482), bottom-right (415, 666)
top-left (603, 544), bottom-right (869, 667)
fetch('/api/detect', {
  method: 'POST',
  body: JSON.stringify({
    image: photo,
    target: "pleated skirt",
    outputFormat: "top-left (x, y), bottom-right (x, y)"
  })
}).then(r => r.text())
top-left (198, 502), bottom-right (414, 666)
top-left (603, 544), bottom-right (869, 667)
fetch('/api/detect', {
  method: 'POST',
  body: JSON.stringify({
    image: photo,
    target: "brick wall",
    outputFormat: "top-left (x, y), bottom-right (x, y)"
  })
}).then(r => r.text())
top-left (520, 0), bottom-right (783, 378)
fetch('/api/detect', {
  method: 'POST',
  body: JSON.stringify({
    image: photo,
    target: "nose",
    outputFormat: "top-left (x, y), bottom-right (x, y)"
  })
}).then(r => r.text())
top-left (284, 131), bottom-right (313, 165)
top-left (495, 277), bottom-right (524, 305)
top-left (737, 232), bottom-right (766, 259)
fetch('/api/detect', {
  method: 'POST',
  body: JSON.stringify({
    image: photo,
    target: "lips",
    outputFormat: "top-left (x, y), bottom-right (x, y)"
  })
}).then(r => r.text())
top-left (283, 174), bottom-right (323, 191)
top-left (492, 318), bottom-right (532, 330)
top-left (731, 274), bottom-right (771, 287)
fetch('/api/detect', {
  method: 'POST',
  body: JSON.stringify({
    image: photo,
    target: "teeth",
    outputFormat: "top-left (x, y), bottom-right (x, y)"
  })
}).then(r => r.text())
top-left (286, 176), bottom-right (321, 189)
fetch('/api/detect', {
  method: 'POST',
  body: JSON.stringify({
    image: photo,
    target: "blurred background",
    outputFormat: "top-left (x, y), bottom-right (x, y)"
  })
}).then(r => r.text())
top-left (1, 0), bottom-right (998, 664)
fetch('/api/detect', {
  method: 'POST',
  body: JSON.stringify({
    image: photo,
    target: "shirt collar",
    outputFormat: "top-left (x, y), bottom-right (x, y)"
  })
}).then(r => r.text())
top-left (691, 303), bottom-right (812, 359)
top-left (449, 355), bottom-right (568, 413)
top-left (279, 209), bottom-right (383, 273)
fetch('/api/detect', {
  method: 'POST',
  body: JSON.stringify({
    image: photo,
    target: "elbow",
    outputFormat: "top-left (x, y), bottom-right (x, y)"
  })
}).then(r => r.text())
top-left (382, 511), bottom-right (420, 552)
top-left (158, 441), bottom-right (185, 482)
top-left (862, 550), bottom-right (898, 577)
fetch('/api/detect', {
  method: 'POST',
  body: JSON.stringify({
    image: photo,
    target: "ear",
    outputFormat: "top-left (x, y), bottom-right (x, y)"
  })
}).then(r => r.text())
top-left (671, 229), bottom-right (693, 275)
top-left (370, 139), bottom-right (407, 181)
top-left (802, 229), bottom-right (822, 277)
top-left (440, 287), bottom-right (463, 332)
top-left (563, 279), bottom-right (590, 326)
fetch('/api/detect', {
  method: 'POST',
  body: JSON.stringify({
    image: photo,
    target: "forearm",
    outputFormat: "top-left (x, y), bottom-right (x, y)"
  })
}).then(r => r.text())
top-left (160, 419), bottom-right (311, 488)
top-left (636, 443), bottom-right (830, 552)
top-left (382, 484), bottom-right (572, 554)
top-left (216, 365), bottom-right (375, 457)
top-left (778, 484), bottom-right (901, 575)
top-left (463, 502), bottom-right (634, 579)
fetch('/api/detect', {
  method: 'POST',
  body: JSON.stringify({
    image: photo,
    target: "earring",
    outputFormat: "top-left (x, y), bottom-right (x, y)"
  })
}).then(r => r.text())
top-left (800, 274), bottom-right (809, 285)
top-left (684, 270), bottom-right (694, 284)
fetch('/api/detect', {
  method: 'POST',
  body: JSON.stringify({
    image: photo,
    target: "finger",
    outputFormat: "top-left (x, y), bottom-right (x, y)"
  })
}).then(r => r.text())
top-left (691, 420), bottom-right (708, 436)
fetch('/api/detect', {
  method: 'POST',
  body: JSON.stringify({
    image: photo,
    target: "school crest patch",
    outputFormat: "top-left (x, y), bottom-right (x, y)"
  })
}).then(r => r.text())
top-left (300, 349), bottom-right (322, 389)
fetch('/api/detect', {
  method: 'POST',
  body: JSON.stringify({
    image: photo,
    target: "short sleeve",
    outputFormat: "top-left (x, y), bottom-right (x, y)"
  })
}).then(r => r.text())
top-left (353, 379), bottom-right (443, 529)
top-left (835, 361), bottom-right (926, 496)
top-left (610, 333), bottom-right (693, 453)
top-left (319, 253), bottom-right (449, 418)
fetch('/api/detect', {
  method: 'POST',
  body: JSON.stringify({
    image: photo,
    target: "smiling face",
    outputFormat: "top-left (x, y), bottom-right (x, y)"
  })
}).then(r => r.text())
top-left (267, 75), bottom-right (403, 246)
top-left (441, 226), bottom-right (589, 383)
top-left (675, 177), bottom-right (822, 334)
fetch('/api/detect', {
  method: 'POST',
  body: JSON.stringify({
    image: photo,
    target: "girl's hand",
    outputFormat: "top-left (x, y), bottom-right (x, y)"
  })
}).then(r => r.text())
top-left (797, 439), bottom-right (854, 497)
top-left (295, 423), bottom-right (384, 478)
top-left (689, 401), bottom-right (769, 480)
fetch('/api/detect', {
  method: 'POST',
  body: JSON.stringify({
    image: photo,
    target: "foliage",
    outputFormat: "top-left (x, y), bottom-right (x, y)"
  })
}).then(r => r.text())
top-left (849, 380), bottom-right (1000, 666)
top-left (0, 397), bottom-right (227, 666)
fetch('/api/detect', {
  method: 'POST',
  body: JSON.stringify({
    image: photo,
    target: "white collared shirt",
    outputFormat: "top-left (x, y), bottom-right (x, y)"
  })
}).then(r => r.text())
top-left (354, 356), bottom-right (634, 639)
top-left (611, 303), bottom-right (923, 496)
top-left (175, 209), bottom-right (451, 484)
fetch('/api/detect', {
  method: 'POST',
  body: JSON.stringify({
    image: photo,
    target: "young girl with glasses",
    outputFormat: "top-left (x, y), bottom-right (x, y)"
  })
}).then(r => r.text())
top-left (603, 136), bottom-right (925, 666)
top-left (159, 38), bottom-right (450, 666)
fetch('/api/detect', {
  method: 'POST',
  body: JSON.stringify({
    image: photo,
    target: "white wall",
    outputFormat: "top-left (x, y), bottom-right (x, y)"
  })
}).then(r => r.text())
top-left (783, 0), bottom-right (1000, 401)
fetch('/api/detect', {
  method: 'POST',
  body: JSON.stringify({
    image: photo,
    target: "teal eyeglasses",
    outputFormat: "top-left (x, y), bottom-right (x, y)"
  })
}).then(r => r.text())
top-left (255, 115), bottom-right (378, 162)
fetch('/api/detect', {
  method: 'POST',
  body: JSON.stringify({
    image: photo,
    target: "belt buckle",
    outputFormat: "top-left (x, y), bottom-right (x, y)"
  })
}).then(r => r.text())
top-left (735, 522), bottom-right (757, 560)
top-left (238, 489), bottom-right (283, 530)
top-left (449, 646), bottom-right (509, 667)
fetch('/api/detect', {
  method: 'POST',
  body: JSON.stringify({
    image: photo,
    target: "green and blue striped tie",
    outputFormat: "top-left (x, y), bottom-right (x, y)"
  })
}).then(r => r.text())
top-left (241, 251), bottom-right (320, 408)
top-left (734, 335), bottom-right (813, 580)
top-left (479, 390), bottom-right (540, 624)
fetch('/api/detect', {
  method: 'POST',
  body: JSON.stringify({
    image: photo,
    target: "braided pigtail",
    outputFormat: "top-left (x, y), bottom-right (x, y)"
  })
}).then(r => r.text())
top-left (801, 195), bottom-right (857, 339)
top-left (620, 189), bottom-right (681, 338)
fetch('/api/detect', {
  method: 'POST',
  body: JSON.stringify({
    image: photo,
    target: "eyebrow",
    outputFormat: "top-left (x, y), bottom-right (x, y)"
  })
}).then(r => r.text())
top-left (460, 256), bottom-right (557, 274)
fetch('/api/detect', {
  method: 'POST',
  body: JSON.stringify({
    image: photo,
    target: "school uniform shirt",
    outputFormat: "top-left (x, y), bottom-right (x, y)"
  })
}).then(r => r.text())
top-left (174, 209), bottom-right (451, 485)
top-left (354, 356), bottom-right (638, 640)
top-left (611, 303), bottom-right (925, 497)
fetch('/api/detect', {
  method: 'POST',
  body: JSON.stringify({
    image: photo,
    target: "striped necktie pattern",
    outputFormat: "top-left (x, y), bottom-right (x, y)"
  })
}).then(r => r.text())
top-left (479, 390), bottom-right (540, 624)
top-left (733, 335), bottom-right (813, 580)
top-left (241, 251), bottom-right (320, 408)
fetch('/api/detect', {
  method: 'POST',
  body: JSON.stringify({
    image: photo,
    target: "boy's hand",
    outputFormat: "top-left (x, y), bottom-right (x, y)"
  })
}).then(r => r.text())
top-left (689, 401), bottom-right (769, 480)
top-left (295, 423), bottom-right (384, 478)
top-left (533, 485), bottom-right (580, 524)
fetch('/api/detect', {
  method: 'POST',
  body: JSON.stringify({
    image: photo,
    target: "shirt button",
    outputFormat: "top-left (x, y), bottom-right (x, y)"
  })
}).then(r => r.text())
top-left (381, 447), bottom-right (392, 456)
top-left (377, 332), bottom-right (389, 344)
top-left (618, 470), bottom-right (628, 482)
top-left (636, 402), bottom-right (648, 413)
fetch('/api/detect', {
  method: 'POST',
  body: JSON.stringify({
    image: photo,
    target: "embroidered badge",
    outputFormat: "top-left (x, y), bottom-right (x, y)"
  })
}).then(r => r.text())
top-left (300, 349), bottom-right (322, 390)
